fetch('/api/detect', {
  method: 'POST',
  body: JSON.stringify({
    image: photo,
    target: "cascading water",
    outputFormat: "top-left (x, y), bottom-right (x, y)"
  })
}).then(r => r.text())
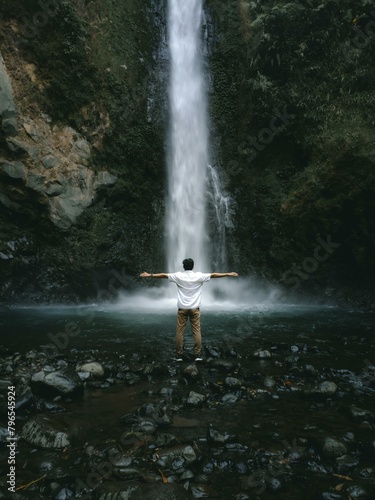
top-left (166, 0), bottom-right (209, 272)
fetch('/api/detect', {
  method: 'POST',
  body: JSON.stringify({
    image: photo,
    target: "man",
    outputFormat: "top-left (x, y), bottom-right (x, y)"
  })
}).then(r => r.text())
top-left (140, 258), bottom-right (238, 362)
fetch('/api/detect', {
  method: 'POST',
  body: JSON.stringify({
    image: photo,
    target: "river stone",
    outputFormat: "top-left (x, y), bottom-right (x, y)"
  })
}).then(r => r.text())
top-left (322, 437), bottom-right (348, 458)
top-left (95, 481), bottom-right (192, 500)
top-left (207, 428), bottom-right (231, 444)
top-left (184, 364), bottom-right (199, 377)
top-left (254, 349), bottom-right (271, 358)
top-left (109, 452), bottom-right (133, 467)
top-left (154, 444), bottom-right (197, 467)
top-left (349, 406), bottom-right (374, 421)
top-left (187, 391), bottom-right (205, 406)
top-left (335, 454), bottom-right (359, 474)
top-left (225, 376), bottom-right (242, 388)
top-left (22, 415), bottom-right (70, 449)
top-left (221, 392), bottom-right (239, 404)
top-left (132, 418), bottom-right (157, 434)
top-left (263, 376), bottom-right (276, 388)
top-left (319, 381), bottom-right (337, 395)
top-left (210, 359), bottom-right (235, 371)
top-left (1, 161), bottom-right (27, 180)
top-left (138, 403), bottom-right (172, 425)
top-left (30, 369), bottom-right (83, 399)
top-left (78, 362), bottom-right (105, 378)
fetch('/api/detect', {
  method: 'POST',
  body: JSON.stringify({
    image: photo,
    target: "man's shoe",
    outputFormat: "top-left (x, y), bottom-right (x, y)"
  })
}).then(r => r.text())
top-left (175, 357), bottom-right (183, 362)
top-left (195, 357), bottom-right (203, 362)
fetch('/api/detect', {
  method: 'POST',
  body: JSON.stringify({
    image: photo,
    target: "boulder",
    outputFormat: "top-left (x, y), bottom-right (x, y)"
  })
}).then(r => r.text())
top-left (187, 391), bottom-right (205, 406)
top-left (22, 415), bottom-right (70, 449)
top-left (30, 369), bottom-right (84, 399)
top-left (322, 437), bottom-right (348, 458)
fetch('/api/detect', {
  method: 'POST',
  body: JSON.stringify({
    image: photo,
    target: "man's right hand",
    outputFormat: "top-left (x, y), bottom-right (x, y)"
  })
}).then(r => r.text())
top-left (140, 272), bottom-right (150, 278)
top-left (228, 272), bottom-right (239, 277)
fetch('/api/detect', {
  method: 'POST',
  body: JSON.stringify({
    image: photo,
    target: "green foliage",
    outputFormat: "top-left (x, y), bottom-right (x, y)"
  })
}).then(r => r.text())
top-left (206, 0), bottom-right (375, 283)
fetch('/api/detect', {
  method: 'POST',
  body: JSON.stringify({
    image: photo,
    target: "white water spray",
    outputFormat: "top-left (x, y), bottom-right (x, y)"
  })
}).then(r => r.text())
top-left (166, 0), bottom-right (209, 272)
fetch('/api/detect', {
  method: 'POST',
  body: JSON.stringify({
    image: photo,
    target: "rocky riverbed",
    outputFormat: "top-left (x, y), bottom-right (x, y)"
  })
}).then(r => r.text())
top-left (0, 332), bottom-right (375, 500)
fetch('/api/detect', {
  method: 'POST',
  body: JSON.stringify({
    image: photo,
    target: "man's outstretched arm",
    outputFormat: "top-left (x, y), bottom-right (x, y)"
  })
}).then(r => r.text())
top-left (210, 272), bottom-right (238, 279)
top-left (140, 272), bottom-right (169, 279)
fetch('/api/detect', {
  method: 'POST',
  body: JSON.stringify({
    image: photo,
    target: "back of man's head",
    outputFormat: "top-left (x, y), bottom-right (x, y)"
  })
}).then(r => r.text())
top-left (182, 258), bottom-right (194, 271)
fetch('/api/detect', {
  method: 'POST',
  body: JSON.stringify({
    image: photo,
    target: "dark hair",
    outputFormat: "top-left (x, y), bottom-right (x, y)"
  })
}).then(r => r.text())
top-left (182, 258), bottom-right (194, 270)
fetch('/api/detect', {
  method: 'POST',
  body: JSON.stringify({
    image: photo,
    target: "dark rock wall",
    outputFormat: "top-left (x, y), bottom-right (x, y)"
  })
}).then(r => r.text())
top-left (0, 0), bottom-right (374, 303)
top-left (206, 0), bottom-right (375, 300)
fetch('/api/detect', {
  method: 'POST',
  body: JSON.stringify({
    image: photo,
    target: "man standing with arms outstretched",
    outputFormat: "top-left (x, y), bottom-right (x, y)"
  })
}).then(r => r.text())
top-left (140, 258), bottom-right (238, 362)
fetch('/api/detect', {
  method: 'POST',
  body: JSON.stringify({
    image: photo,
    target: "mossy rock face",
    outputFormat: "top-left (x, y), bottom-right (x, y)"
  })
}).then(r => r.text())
top-left (206, 0), bottom-right (375, 291)
top-left (0, 0), bottom-right (166, 302)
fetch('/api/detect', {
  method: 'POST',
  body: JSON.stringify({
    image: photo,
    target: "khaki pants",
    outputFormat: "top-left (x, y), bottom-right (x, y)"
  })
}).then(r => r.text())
top-left (176, 308), bottom-right (201, 356)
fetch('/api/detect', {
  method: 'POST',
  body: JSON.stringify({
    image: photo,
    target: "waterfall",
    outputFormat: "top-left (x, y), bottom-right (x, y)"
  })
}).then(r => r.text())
top-left (207, 164), bottom-right (234, 269)
top-left (166, 0), bottom-right (209, 272)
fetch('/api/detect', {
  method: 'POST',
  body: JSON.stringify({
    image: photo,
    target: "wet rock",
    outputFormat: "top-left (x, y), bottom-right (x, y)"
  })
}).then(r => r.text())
top-left (207, 428), bottom-right (233, 444)
top-left (154, 444), bottom-right (197, 467)
top-left (77, 361), bottom-right (105, 378)
top-left (221, 392), bottom-right (239, 404)
top-left (131, 418), bottom-right (157, 434)
top-left (319, 381), bottom-right (337, 395)
top-left (55, 487), bottom-right (74, 499)
top-left (209, 359), bottom-right (235, 371)
top-left (345, 485), bottom-right (369, 499)
top-left (254, 349), bottom-right (271, 358)
top-left (267, 477), bottom-right (284, 493)
top-left (225, 376), bottom-right (242, 388)
top-left (0, 426), bottom-right (11, 442)
top-left (155, 433), bottom-right (179, 447)
top-left (30, 369), bottom-right (83, 399)
top-left (138, 403), bottom-right (172, 425)
top-left (349, 406), bottom-right (374, 422)
top-left (322, 437), bottom-right (348, 458)
top-left (113, 467), bottom-right (144, 480)
top-left (335, 454), bottom-right (359, 474)
top-left (190, 484), bottom-right (220, 498)
top-left (109, 452), bottom-right (133, 467)
top-left (187, 391), bottom-right (205, 406)
top-left (285, 355), bottom-right (299, 365)
top-left (124, 372), bottom-right (140, 385)
top-left (159, 387), bottom-right (174, 398)
top-left (184, 364), bottom-right (199, 378)
top-left (22, 415), bottom-right (71, 449)
top-left (206, 346), bottom-right (221, 358)
top-left (303, 364), bottom-right (317, 377)
top-left (35, 399), bottom-right (65, 413)
top-left (263, 376), bottom-right (276, 388)
top-left (14, 386), bottom-right (33, 411)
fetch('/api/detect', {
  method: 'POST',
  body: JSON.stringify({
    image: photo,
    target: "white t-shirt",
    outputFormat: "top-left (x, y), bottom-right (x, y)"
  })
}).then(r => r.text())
top-left (168, 271), bottom-right (211, 309)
